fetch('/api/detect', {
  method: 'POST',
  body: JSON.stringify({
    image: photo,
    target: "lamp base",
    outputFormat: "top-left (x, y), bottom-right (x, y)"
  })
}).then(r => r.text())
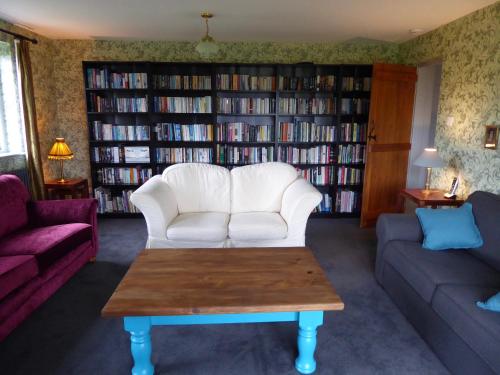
top-left (424, 167), bottom-right (432, 191)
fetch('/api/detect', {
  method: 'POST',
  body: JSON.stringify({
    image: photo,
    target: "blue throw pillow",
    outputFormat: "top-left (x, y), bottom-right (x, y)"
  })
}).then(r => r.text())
top-left (477, 292), bottom-right (500, 312)
top-left (415, 203), bottom-right (483, 250)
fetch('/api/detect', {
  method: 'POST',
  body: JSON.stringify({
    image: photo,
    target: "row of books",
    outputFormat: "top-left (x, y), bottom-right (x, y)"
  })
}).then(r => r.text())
top-left (278, 122), bottom-right (335, 142)
top-left (94, 188), bottom-right (139, 214)
top-left (216, 122), bottom-right (273, 142)
top-left (342, 77), bottom-right (371, 92)
top-left (337, 167), bottom-right (363, 185)
top-left (92, 121), bottom-right (150, 141)
top-left (340, 98), bottom-right (370, 115)
top-left (153, 96), bottom-right (212, 113)
top-left (278, 98), bottom-right (335, 115)
top-left (316, 193), bottom-right (333, 213)
top-left (110, 72), bottom-right (147, 89)
top-left (91, 146), bottom-right (150, 164)
top-left (86, 68), bottom-right (109, 89)
top-left (335, 190), bottom-right (360, 213)
top-left (216, 145), bottom-right (274, 164)
top-left (152, 75), bottom-right (211, 90)
top-left (217, 74), bottom-right (275, 91)
top-left (338, 123), bottom-right (367, 142)
top-left (156, 123), bottom-right (214, 142)
top-left (316, 191), bottom-right (360, 213)
top-left (278, 76), bottom-right (335, 91)
top-left (337, 144), bottom-right (366, 164)
top-left (217, 98), bottom-right (275, 114)
top-left (277, 145), bottom-right (333, 164)
top-left (96, 167), bottom-right (153, 185)
top-left (88, 94), bottom-right (147, 112)
top-left (298, 166), bottom-right (335, 186)
top-left (156, 148), bottom-right (213, 163)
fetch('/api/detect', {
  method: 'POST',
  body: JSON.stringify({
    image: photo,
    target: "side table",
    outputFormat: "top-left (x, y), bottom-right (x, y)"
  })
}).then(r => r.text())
top-left (400, 188), bottom-right (464, 209)
top-left (45, 178), bottom-right (89, 200)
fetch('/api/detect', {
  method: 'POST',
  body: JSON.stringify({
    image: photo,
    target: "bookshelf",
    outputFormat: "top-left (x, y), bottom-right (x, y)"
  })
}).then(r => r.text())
top-left (83, 62), bottom-right (371, 218)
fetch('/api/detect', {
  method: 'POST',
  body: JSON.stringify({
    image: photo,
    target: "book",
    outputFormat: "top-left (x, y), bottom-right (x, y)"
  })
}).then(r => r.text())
top-left (124, 147), bottom-right (150, 163)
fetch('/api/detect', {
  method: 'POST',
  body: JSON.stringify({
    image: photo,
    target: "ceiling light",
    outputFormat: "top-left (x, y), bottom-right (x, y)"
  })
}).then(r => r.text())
top-left (195, 12), bottom-right (219, 59)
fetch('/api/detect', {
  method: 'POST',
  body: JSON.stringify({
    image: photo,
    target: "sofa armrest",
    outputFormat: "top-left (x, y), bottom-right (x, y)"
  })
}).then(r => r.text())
top-left (375, 213), bottom-right (423, 282)
top-left (280, 178), bottom-right (322, 245)
top-left (28, 198), bottom-right (99, 253)
top-left (130, 175), bottom-right (178, 242)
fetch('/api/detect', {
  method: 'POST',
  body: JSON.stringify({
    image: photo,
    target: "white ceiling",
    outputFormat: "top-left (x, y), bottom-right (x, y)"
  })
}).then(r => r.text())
top-left (0, 0), bottom-right (496, 42)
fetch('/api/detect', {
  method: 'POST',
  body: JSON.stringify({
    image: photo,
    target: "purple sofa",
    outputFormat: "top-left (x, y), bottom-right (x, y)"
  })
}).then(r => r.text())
top-left (0, 174), bottom-right (98, 341)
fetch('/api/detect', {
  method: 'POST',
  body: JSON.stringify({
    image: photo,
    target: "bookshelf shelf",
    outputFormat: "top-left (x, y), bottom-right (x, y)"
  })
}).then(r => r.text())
top-left (84, 62), bottom-right (372, 217)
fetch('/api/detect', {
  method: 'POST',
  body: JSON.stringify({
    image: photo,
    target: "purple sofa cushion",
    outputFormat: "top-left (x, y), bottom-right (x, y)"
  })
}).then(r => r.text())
top-left (0, 175), bottom-right (30, 238)
top-left (0, 255), bottom-right (39, 301)
top-left (0, 223), bottom-right (92, 270)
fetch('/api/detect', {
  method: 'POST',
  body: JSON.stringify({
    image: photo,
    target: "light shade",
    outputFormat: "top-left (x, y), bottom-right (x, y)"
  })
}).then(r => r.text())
top-left (195, 35), bottom-right (219, 58)
top-left (414, 148), bottom-right (445, 168)
top-left (48, 138), bottom-right (74, 160)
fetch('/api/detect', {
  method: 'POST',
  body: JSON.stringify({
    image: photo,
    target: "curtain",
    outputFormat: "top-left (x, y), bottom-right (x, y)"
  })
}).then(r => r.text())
top-left (16, 39), bottom-right (45, 199)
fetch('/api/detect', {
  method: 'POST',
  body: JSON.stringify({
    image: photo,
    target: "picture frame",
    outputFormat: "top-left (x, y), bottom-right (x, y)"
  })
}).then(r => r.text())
top-left (484, 125), bottom-right (499, 150)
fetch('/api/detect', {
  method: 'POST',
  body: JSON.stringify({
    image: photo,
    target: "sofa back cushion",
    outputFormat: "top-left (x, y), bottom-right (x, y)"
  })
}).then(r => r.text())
top-left (230, 162), bottom-right (298, 213)
top-left (467, 191), bottom-right (500, 271)
top-left (162, 163), bottom-right (230, 213)
top-left (0, 175), bottom-right (30, 238)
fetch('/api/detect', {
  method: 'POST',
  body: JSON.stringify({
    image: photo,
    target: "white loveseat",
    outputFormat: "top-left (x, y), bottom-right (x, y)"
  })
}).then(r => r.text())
top-left (130, 162), bottom-right (322, 248)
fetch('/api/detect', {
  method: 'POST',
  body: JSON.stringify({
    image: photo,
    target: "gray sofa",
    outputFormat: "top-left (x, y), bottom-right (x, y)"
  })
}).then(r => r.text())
top-left (376, 191), bottom-right (500, 375)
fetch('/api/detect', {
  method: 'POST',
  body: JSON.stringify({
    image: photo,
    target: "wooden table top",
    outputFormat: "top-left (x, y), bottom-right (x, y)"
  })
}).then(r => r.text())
top-left (102, 247), bottom-right (344, 317)
top-left (401, 188), bottom-right (465, 205)
top-left (44, 178), bottom-right (86, 187)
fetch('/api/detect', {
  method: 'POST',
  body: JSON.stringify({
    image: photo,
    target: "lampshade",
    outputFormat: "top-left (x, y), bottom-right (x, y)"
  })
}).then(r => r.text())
top-left (195, 12), bottom-right (219, 58)
top-left (48, 138), bottom-right (74, 160)
top-left (414, 148), bottom-right (445, 168)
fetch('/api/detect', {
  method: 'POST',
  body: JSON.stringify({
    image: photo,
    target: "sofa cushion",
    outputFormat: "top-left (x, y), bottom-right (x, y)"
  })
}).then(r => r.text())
top-left (383, 240), bottom-right (500, 303)
top-left (467, 191), bottom-right (500, 271)
top-left (228, 212), bottom-right (287, 240)
top-left (0, 223), bottom-right (93, 270)
top-left (0, 255), bottom-right (39, 301)
top-left (432, 285), bottom-right (500, 372)
top-left (162, 163), bottom-right (230, 214)
top-left (167, 212), bottom-right (229, 242)
top-left (231, 162), bottom-right (298, 213)
top-left (0, 175), bottom-right (30, 238)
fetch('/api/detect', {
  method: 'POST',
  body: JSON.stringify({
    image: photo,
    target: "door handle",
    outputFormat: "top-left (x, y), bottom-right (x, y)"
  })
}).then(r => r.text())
top-left (368, 124), bottom-right (377, 142)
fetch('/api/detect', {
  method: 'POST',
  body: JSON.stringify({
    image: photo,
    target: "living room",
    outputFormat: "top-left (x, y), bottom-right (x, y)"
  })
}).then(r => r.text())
top-left (0, 1), bottom-right (498, 374)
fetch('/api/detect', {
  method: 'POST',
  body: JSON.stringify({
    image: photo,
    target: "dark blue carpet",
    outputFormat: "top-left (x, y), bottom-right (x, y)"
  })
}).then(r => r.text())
top-left (0, 218), bottom-right (449, 374)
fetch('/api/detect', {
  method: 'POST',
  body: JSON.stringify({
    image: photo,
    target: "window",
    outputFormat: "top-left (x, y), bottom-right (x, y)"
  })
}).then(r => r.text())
top-left (0, 38), bottom-right (24, 155)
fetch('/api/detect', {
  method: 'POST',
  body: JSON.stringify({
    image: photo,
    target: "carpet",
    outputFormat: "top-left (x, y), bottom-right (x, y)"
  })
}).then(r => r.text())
top-left (0, 218), bottom-right (449, 375)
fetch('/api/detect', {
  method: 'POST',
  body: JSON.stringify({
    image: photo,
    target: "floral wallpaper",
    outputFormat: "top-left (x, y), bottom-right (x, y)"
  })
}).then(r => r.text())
top-left (399, 2), bottom-right (500, 195)
top-left (44, 38), bottom-right (400, 183)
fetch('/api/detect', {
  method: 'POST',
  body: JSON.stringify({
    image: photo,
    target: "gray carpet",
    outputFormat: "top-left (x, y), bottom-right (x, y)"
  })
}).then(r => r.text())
top-left (0, 219), bottom-right (449, 375)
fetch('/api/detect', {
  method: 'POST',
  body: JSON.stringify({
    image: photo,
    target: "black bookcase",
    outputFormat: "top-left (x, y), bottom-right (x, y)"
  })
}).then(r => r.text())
top-left (83, 62), bottom-right (372, 218)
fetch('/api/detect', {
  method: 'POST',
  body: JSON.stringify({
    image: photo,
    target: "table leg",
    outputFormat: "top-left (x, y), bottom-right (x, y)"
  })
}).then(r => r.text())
top-left (295, 311), bottom-right (323, 374)
top-left (124, 317), bottom-right (154, 375)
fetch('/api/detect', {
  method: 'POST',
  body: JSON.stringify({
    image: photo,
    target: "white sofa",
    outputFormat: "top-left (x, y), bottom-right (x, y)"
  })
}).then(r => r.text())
top-left (130, 162), bottom-right (322, 248)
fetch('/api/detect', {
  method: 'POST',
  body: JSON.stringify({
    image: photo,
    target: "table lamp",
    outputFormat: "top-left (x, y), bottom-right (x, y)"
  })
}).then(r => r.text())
top-left (414, 148), bottom-right (445, 190)
top-left (48, 138), bottom-right (74, 183)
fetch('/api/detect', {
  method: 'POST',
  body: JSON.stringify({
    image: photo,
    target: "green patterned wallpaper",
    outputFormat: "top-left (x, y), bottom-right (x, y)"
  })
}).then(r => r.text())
top-left (400, 2), bottom-right (500, 195)
top-left (47, 39), bottom-right (399, 182)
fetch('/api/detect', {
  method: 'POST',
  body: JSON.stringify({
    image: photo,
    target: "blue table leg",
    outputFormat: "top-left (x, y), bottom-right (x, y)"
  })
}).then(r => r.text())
top-left (124, 317), bottom-right (154, 375)
top-left (295, 311), bottom-right (324, 374)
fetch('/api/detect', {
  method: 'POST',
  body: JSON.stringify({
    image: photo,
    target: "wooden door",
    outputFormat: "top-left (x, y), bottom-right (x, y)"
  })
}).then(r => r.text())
top-left (360, 63), bottom-right (417, 227)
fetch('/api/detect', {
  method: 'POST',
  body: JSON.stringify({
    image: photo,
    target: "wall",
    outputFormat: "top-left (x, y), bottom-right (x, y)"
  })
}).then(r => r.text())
top-left (47, 39), bottom-right (399, 182)
top-left (400, 2), bottom-right (500, 195)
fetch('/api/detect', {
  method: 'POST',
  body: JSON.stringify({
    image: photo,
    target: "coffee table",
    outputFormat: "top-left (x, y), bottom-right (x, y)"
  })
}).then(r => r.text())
top-left (102, 247), bottom-right (344, 374)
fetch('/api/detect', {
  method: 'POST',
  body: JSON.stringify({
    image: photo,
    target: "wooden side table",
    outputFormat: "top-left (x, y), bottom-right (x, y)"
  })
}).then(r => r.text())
top-left (400, 188), bottom-right (465, 209)
top-left (45, 178), bottom-right (89, 200)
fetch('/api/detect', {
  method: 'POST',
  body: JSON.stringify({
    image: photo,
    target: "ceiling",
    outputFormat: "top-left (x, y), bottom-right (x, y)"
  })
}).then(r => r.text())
top-left (0, 0), bottom-right (496, 43)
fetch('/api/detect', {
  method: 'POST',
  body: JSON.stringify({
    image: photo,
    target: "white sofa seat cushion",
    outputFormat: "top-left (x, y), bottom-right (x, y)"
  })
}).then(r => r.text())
top-left (228, 212), bottom-right (288, 241)
top-left (167, 212), bottom-right (229, 242)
